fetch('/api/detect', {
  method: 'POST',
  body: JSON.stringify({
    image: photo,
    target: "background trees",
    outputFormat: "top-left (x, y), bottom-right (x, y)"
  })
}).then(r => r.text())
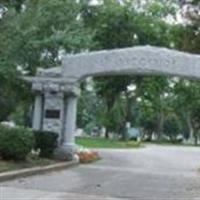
top-left (0, 0), bottom-right (92, 122)
top-left (79, 0), bottom-right (190, 140)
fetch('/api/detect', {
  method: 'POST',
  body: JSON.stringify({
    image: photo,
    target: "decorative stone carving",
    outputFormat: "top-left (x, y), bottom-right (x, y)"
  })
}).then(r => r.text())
top-left (60, 83), bottom-right (80, 96)
top-left (43, 83), bottom-right (60, 92)
top-left (32, 82), bottom-right (43, 92)
top-left (62, 46), bottom-right (200, 80)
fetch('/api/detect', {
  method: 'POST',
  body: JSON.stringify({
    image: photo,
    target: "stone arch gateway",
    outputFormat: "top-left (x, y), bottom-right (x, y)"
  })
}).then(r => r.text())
top-left (62, 46), bottom-right (200, 81)
top-left (26, 46), bottom-right (200, 160)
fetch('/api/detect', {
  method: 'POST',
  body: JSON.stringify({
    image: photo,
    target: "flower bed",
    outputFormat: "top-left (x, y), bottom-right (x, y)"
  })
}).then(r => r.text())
top-left (0, 156), bottom-right (56, 173)
top-left (76, 146), bottom-right (101, 164)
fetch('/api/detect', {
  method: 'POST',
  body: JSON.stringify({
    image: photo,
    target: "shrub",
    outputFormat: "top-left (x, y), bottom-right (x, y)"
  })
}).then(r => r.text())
top-left (0, 126), bottom-right (34, 161)
top-left (34, 131), bottom-right (58, 158)
top-left (163, 116), bottom-right (181, 143)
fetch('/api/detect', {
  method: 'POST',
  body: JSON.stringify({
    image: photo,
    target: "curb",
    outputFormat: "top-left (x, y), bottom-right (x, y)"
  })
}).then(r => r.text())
top-left (0, 160), bottom-right (78, 182)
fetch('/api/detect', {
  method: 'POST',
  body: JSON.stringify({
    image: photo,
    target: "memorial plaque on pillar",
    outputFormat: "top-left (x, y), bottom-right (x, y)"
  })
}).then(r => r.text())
top-left (45, 109), bottom-right (60, 119)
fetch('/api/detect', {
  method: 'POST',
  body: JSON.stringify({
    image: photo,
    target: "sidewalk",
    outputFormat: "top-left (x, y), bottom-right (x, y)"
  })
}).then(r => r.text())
top-left (0, 186), bottom-right (122, 200)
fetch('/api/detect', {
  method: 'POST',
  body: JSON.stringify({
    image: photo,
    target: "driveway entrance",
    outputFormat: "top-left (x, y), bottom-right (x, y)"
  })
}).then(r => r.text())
top-left (1, 145), bottom-right (200, 199)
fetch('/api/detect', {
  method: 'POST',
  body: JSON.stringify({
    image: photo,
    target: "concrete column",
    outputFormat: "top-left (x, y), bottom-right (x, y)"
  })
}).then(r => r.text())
top-left (32, 94), bottom-right (43, 130)
top-left (63, 95), bottom-right (77, 145)
top-left (54, 94), bottom-right (78, 161)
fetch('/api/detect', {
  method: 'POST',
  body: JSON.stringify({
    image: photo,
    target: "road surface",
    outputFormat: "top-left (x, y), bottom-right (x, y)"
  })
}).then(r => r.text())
top-left (1, 145), bottom-right (200, 199)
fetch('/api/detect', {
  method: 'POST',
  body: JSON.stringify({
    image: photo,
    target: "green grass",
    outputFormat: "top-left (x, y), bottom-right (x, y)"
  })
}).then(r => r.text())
top-left (76, 137), bottom-right (141, 149)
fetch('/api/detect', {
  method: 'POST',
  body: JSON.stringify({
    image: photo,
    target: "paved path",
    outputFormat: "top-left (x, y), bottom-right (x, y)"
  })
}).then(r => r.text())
top-left (1, 145), bottom-right (200, 199)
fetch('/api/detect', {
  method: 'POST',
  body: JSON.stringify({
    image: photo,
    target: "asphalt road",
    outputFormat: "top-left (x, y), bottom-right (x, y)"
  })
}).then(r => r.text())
top-left (1, 145), bottom-right (200, 200)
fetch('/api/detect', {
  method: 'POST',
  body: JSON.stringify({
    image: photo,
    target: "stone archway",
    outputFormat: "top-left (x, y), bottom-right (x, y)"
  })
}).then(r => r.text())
top-left (62, 46), bottom-right (200, 81)
top-left (25, 46), bottom-right (200, 160)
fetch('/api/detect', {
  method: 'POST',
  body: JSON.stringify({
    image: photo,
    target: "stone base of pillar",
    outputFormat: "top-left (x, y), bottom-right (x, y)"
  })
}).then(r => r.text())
top-left (54, 143), bottom-right (76, 161)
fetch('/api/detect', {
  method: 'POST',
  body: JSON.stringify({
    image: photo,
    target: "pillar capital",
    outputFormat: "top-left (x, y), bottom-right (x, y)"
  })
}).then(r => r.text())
top-left (32, 80), bottom-right (61, 93)
top-left (31, 78), bottom-right (80, 96)
top-left (32, 81), bottom-right (44, 93)
top-left (60, 83), bottom-right (80, 97)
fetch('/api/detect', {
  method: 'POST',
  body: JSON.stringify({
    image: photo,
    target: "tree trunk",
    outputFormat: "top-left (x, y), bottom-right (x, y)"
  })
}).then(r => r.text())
top-left (121, 126), bottom-right (128, 141)
top-left (121, 91), bottom-right (133, 141)
top-left (105, 128), bottom-right (109, 139)
top-left (156, 111), bottom-right (164, 140)
top-left (125, 94), bottom-right (132, 123)
top-left (186, 115), bottom-right (194, 143)
top-left (147, 131), bottom-right (153, 141)
top-left (194, 134), bottom-right (198, 146)
top-left (104, 95), bottom-right (116, 139)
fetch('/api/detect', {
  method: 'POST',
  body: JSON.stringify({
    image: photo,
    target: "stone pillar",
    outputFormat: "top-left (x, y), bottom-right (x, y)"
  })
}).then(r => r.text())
top-left (32, 93), bottom-right (43, 130)
top-left (54, 93), bottom-right (78, 161)
top-left (63, 95), bottom-right (78, 145)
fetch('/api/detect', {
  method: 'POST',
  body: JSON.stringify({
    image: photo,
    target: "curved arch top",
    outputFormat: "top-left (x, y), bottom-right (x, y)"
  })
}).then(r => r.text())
top-left (62, 46), bottom-right (200, 81)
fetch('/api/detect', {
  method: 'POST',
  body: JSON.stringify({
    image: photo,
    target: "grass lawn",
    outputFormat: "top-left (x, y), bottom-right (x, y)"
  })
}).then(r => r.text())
top-left (0, 156), bottom-right (56, 173)
top-left (76, 137), bottom-right (141, 149)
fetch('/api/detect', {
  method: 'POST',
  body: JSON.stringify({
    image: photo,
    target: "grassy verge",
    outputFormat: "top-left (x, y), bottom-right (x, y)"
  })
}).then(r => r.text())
top-left (0, 156), bottom-right (56, 173)
top-left (76, 137), bottom-right (141, 149)
top-left (144, 141), bottom-right (200, 147)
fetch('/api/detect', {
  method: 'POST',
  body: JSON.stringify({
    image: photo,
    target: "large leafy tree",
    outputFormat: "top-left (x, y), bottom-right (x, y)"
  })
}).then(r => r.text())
top-left (171, 79), bottom-right (200, 144)
top-left (136, 76), bottom-right (170, 139)
top-left (1, 0), bottom-right (93, 74)
top-left (167, 0), bottom-right (200, 144)
top-left (0, 0), bottom-right (93, 122)
top-left (179, 0), bottom-right (200, 53)
top-left (81, 0), bottom-right (184, 138)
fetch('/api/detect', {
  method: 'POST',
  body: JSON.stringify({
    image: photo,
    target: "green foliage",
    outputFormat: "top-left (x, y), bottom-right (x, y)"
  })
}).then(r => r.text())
top-left (34, 131), bottom-right (58, 158)
top-left (2, 0), bottom-right (93, 74)
top-left (77, 88), bottom-right (104, 129)
top-left (0, 0), bottom-right (93, 122)
top-left (9, 105), bottom-right (26, 126)
top-left (145, 0), bottom-right (177, 18)
top-left (100, 96), bottom-right (126, 134)
top-left (80, 0), bottom-right (185, 139)
top-left (0, 0), bottom-right (25, 12)
top-left (0, 126), bottom-right (34, 160)
top-left (180, 0), bottom-right (200, 54)
top-left (163, 115), bottom-right (181, 141)
top-left (83, 122), bottom-right (97, 135)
